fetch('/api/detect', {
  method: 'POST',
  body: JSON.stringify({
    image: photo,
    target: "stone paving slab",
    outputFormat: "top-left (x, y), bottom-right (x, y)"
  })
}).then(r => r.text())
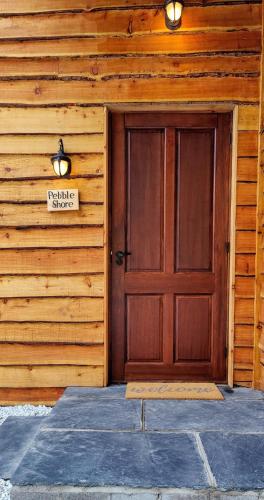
top-left (11, 431), bottom-right (209, 489)
top-left (0, 416), bottom-right (45, 479)
top-left (10, 486), bottom-right (264, 500)
top-left (63, 386), bottom-right (126, 400)
top-left (200, 433), bottom-right (264, 490)
top-left (43, 399), bottom-right (142, 431)
top-left (219, 388), bottom-right (264, 401)
top-left (145, 400), bottom-right (264, 432)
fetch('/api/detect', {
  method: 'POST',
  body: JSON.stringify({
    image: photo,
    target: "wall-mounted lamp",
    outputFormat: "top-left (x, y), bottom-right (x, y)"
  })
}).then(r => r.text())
top-left (51, 139), bottom-right (71, 177)
top-left (164, 0), bottom-right (184, 30)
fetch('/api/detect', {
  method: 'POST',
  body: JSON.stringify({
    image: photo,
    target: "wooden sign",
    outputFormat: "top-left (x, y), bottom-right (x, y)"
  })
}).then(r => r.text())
top-left (47, 189), bottom-right (79, 212)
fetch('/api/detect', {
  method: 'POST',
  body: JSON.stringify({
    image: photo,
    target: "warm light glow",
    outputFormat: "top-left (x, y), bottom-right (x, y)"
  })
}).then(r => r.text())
top-left (53, 159), bottom-right (70, 177)
top-left (166, 1), bottom-right (183, 22)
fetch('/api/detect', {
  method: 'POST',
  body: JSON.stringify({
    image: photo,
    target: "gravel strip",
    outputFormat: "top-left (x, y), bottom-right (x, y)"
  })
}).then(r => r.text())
top-left (0, 405), bottom-right (51, 500)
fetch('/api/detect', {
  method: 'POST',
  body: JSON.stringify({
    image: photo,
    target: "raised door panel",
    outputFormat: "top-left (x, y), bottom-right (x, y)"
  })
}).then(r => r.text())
top-left (175, 295), bottom-right (212, 362)
top-left (176, 130), bottom-right (214, 272)
top-left (126, 295), bottom-right (163, 362)
top-left (126, 129), bottom-right (164, 272)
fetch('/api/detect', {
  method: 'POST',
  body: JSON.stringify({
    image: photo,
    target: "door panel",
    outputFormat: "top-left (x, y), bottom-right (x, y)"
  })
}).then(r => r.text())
top-left (111, 112), bottom-right (231, 383)
top-left (175, 296), bottom-right (211, 362)
top-left (127, 130), bottom-right (164, 272)
top-left (176, 130), bottom-right (214, 272)
top-left (126, 295), bottom-right (163, 362)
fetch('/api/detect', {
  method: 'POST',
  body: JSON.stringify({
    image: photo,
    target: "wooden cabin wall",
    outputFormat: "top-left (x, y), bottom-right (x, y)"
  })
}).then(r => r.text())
top-left (255, 0), bottom-right (264, 392)
top-left (0, 0), bottom-right (261, 403)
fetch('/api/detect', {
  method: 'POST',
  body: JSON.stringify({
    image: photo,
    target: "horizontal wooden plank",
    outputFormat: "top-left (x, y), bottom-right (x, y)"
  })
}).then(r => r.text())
top-left (238, 105), bottom-right (260, 131)
top-left (0, 344), bottom-right (104, 365)
top-left (0, 248), bottom-right (103, 274)
top-left (236, 231), bottom-right (256, 254)
top-left (236, 182), bottom-right (257, 206)
top-left (234, 325), bottom-right (254, 347)
top-left (0, 227), bottom-right (104, 249)
top-left (0, 77), bottom-right (258, 104)
top-left (0, 6), bottom-right (260, 40)
top-left (238, 131), bottom-right (258, 157)
top-left (235, 254), bottom-right (256, 276)
top-left (0, 322), bottom-right (104, 344)
top-left (234, 346), bottom-right (254, 366)
top-left (0, 0), bottom-right (258, 15)
top-left (0, 204), bottom-right (103, 227)
top-left (0, 107), bottom-right (104, 134)
top-left (236, 206), bottom-right (256, 230)
top-left (0, 31), bottom-right (260, 58)
top-left (237, 158), bottom-right (258, 182)
top-left (233, 369), bottom-right (253, 383)
top-left (0, 365), bottom-right (104, 387)
top-left (235, 277), bottom-right (255, 298)
top-left (0, 135), bottom-right (104, 154)
top-left (0, 297), bottom-right (104, 322)
top-left (0, 0), bottom-right (166, 14)
top-left (0, 178), bottom-right (103, 203)
top-left (0, 274), bottom-right (104, 297)
top-left (0, 54), bottom-right (260, 78)
top-left (0, 154), bottom-right (104, 179)
top-left (235, 298), bottom-right (255, 324)
top-left (0, 387), bottom-right (64, 406)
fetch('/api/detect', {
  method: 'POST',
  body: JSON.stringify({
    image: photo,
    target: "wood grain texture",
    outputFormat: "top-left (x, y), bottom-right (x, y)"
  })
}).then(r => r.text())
top-left (236, 182), bottom-right (257, 206)
top-left (0, 274), bottom-right (104, 297)
top-left (0, 154), bottom-right (104, 179)
top-left (235, 298), bottom-right (255, 324)
top-left (236, 206), bottom-right (257, 230)
top-left (0, 249), bottom-right (103, 274)
top-left (235, 325), bottom-right (254, 347)
top-left (0, 322), bottom-right (104, 344)
top-left (238, 131), bottom-right (259, 157)
top-left (0, 78), bottom-right (258, 105)
top-left (237, 158), bottom-right (258, 182)
top-left (0, 387), bottom-right (64, 406)
top-left (0, 177), bottom-right (103, 203)
top-left (0, 107), bottom-right (104, 134)
top-left (0, 55), bottom-right (259, 78)
top-left (0, 135), bottom-right (104, 154)
top-left (0, 0), bottom-right (259, 15)
top-left (0, 204), bottom-right (103, 226)
top-left (0, 6), bottom-right (260, 40)
top-left (235, 255), bottom-right (256, 276)
top-left (0, 227), bottom-right (104, 249)
top-left (238, 106), bottom-right (259, 131)
top-left (0, 344), bottom-right (104, 366)
top-left (236, 231), bottom-right (256, 254)
top-left (235, 277), bottom-right (255, 298)
top-left (0, 365), bottom-right (104, 387)
top-left (0, 31), bottom-right (260, 58)
top-left (0, 297), bottom-right (103, 322)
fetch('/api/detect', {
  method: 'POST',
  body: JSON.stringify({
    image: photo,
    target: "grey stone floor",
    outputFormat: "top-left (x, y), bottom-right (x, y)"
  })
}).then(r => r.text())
top-left (8, 386), bottom-right (264, 499)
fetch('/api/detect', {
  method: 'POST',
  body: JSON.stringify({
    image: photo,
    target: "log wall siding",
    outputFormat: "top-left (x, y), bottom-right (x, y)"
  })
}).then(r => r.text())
top-left (0, 0), bottom-right (261, 401)
top-left (255, 1), bottom-right (264, 391)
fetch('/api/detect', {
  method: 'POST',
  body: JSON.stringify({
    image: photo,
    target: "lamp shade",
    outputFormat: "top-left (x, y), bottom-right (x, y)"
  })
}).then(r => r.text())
top-left (51, 139), bottom-right (71, 177)
top-left (164, 0), bottom-right (184, 30)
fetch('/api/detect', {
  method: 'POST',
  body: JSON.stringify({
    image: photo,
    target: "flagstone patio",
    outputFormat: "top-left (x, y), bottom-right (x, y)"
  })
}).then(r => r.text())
top-left (5, 386), bottom-right (264, 499)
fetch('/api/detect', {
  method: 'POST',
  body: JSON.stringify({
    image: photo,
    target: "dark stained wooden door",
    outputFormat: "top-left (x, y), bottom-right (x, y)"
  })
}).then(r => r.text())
top-left (110, 112), bottom-right (231, 383)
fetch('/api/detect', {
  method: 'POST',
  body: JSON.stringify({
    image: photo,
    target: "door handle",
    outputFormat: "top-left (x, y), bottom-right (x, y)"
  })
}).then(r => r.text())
top-left (115, 250), bottom-right (131, 266)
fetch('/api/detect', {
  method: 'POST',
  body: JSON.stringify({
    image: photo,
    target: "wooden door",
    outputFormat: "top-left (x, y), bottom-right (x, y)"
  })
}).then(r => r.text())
top-left (110, 112), bottom-right (231, 383)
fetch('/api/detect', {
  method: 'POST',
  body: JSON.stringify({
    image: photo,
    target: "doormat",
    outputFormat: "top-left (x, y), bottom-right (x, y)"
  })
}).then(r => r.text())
top-left (126, 382), bottom-right (224, 400)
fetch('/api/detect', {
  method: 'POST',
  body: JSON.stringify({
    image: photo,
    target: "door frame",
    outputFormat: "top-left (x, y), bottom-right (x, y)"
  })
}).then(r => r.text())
top-left (104, 103), bottom-right (238, 387)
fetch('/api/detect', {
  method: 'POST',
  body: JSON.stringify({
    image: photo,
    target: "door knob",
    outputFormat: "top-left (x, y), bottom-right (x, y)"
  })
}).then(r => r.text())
top-left (115, 250), bottom-right (131, 265)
